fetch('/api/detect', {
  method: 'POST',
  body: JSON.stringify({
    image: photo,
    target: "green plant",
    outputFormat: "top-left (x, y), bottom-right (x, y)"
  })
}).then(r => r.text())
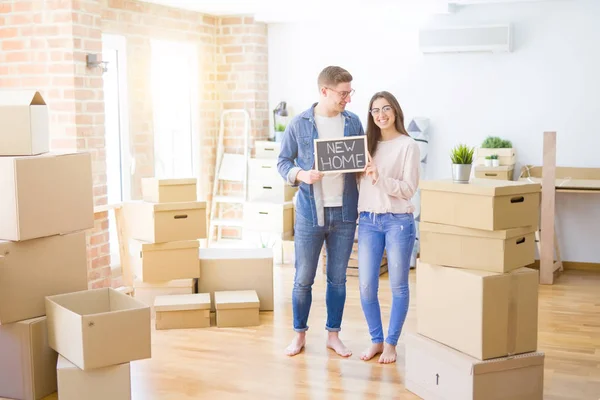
top-left (490, 154), bottom-right (498, 160)
top-left (485, 155), bottom-right (492, 160)
top-left (450, 144), bottom-right (475, 165)
top-left (481, 136), bottom-right (512, 148)
top-left (275, 123), bottom-right (286, 132)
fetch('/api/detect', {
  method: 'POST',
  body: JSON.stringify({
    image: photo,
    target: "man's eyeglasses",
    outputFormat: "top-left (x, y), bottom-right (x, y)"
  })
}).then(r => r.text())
top-left (326, 87), bottom-right (355, 99)
top-left (370, 105), bottom-right (393, 116)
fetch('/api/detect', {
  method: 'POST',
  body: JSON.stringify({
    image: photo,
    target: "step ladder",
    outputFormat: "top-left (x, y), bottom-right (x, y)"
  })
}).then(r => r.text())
top-left (208, 109), bottom-right (251, 246)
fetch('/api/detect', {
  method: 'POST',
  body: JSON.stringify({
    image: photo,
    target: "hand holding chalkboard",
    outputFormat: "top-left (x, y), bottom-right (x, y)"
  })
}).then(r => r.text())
top-left (314, 136), bottom-right (368, 174)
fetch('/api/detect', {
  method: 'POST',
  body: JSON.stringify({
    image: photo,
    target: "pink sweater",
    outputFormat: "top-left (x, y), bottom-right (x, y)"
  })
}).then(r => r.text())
top-left (357, 134), bottom-right (421, 214)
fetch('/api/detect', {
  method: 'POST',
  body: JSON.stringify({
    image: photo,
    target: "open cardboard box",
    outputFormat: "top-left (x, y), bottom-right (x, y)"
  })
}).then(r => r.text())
top-left (0, 90), bottom-right (49, 156)
top-left (45, 288), bottom-right (151, 370)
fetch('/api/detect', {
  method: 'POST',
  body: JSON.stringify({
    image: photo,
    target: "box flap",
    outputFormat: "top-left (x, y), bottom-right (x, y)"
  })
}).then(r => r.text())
top-left (57, 354), bottom-right (77, 371)
top-left (419, 221), bottom-right (536, 239)
top-left (153, 201), bottom-right (206, 212)
top-left (199, 247), bottom-right (273, 261)
top-left (419, 179), bottom-right (541, 196)
top-left (137, 239), bottom-right (200, 252)
top-left (0, 90), bottom-right (46, 106)
top-left (142, 177), bottom-right (197, 187)
top-left (472, 351), bottom-right (545, 375)
top-left (214, 290), bottom-right (260, 310)
top-left (133, 278), bottom-right (194, 289)
top-left (154, 293), bottom-right (211, 312)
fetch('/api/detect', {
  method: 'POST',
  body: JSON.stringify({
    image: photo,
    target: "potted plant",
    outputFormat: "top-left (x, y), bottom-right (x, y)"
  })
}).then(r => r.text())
top-left (490, 154), bottom-right (499, 167)
top-left (274, 123), bottom-right (286, 142)
top-left (450, 144), bottom-right (475, 184)
top-left (484, 155), bottom-right (493, 167)
top-left (477, 136), bottom-right (515, 166)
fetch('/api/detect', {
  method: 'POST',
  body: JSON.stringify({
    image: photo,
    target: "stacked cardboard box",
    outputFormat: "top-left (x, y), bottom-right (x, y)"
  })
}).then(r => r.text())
top-left (474, 147), bottom-right (517, 181)
top-left (126, 178), bottom-right (207, 317)
top-left (243, 140), bottom-right (296, 263)
top-left (0, 90), bottom-right (93, 400)
top-left (406, 178), bottom-right (545, 400)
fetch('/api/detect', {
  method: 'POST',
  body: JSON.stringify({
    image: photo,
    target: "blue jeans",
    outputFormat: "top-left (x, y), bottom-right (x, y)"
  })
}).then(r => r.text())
top-left (358, 212), bottom-right (416, 346)
top-left (292, 207), bottom-right (356, 332)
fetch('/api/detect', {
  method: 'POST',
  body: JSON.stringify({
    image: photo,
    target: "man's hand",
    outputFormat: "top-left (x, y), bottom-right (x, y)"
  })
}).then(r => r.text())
top-left (297, 169), bottom-right (324, 184)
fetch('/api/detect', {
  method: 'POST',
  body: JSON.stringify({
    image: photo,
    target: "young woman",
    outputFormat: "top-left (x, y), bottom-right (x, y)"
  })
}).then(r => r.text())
top-left (357, 91), bottom-right (420, 364)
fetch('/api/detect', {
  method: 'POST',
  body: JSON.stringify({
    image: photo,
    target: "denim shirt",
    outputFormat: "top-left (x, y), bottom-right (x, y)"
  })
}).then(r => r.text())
top-left (277, 103), bottom-right (365, 227)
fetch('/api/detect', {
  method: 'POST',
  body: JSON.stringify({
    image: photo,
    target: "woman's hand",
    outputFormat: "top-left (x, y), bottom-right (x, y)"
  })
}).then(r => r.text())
top-left (365, 152), bottom-right (379, 184)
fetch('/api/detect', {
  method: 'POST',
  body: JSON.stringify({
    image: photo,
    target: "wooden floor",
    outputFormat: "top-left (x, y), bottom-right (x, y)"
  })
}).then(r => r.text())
top-left (41, 265), bottom-right (600, 400)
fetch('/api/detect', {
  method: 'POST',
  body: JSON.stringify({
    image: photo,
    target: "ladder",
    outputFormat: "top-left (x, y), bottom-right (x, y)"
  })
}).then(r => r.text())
top-left (208, 109), bottom-right (251, 246)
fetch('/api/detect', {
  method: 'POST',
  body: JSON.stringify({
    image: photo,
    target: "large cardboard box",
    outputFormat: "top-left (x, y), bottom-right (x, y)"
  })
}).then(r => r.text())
top-left (419, 222), bottom-right (536, 273)
top-left (0, 90), bottom-right (49, 156)
top-left (0, 232), bottom-right (88, 325)
top-left (141, 177), bottom-right (197, 203)
top-left (130, 239), bottom-right (200, 283)
top-left (215, 290), bottom-right (260, 328)
top-left (0, 152), bottom-right (94, 241)
top-left (416, 261), bottom-right (539, 360)
top-left (243, 201), bottom-right (294, 234)
top-left (45, 288), bottom-right (152, 370)
top-left (126, 201), bottom-right (207, 243)
top-left (0, 317), bottom-right (58, 400)
top-left (154, 293), bottom-right (211, 330)
top-left (405, 332), bottom-right (544, 400)
top-left (198, 247), bottom-right (274, 311)
top-left (419, 179), bottom-right (541, 231)
top-left (57, 356), bottom-right (131, 400)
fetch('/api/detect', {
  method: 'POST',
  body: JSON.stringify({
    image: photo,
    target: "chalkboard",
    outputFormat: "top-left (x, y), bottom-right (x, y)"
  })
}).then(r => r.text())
top-left (314, 136), bottom-right (368, 173)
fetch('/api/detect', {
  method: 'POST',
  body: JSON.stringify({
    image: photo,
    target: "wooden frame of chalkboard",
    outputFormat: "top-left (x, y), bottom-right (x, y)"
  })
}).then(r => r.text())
top-left (314, 135), bottom-right (369, 174)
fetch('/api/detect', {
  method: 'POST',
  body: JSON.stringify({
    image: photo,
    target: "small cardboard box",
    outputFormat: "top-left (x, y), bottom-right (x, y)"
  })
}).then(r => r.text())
top-left (416, 261), bottom-right (539, 360)
top-left (141, 177), bottom-right (197, 203)
top-left (126, 200), bottom-right (207, 243)
top-left (0, 152), bottom-right (94, 241)
top-left (0, 231), bottom-right (88, 325)
top-left (130, 239), bottom-right (200, 283)
top-left (154, 293), bottom-right (211, 330)
top-left (57, 355), bottom-right (131, 400)
top-left (419, 179), bottom-right (541, 231)
top-left (45, 288), bottom-right (152, 370)
top-left (475, 147), bottom-right (516, 166)
top-left (405, 332), bottom-right (544, 400)
top-left (198, 247), bottom-right (274, 311)
top-left (0, 90), bottom-right (49, 156)
top-left (419, 222), bottom-right (536, 273)
top-left (214, 290), bottom-right (260, 328)
top-left (474, 165), bottom-right (514, 181)
top-left (254, 140), bottom-right (280, 159)
top-left (0, 317), bottom-right (58, 400)
top-left (133, 278), bottom-right (195, 318)
top-left (243, 201), bottom-right (294, 233)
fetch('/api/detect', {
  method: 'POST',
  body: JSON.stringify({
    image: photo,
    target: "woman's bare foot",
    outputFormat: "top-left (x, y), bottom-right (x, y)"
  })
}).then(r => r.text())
top-left (378, 343), bottom-right (397, 364)
top-left (326, 332), bottom-right (352, 357)
top-left (360, 342), bottom-right (384, 361)
top-left (285, 333), bottom-right (306, 357)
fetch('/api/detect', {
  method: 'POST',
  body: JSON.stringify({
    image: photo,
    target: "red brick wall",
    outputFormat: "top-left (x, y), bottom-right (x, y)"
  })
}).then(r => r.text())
top-left (0, 0), bottom-right (269, 286)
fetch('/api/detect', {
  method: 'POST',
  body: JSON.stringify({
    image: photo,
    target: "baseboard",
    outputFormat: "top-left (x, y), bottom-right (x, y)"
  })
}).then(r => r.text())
top-left (528, 260), bottom-right (600, 271)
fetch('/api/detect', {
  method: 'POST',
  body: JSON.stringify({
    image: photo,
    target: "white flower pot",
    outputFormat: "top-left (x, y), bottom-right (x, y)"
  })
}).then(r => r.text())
top-left (484, 159), bottom-right (493, 167)
top-left (492, 159), bottom-right (500, 167)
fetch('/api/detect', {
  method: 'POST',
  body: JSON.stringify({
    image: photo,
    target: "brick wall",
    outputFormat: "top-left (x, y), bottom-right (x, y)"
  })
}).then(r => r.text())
top-left (1, 0), bottom-right (269, 286)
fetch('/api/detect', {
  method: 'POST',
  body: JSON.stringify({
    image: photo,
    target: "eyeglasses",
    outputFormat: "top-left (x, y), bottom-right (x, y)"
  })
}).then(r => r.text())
top-left (326, 87), bottom-right (355, 99)
top-left (370, 105), bottom-right (393, 116)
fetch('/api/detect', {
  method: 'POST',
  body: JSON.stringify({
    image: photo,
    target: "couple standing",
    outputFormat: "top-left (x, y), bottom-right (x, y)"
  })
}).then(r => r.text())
top-left (277, 66), bottom-right (421, 364)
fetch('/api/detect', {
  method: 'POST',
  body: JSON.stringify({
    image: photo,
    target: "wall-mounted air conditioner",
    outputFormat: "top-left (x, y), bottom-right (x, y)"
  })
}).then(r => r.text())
top-left (418, 24), bottom-right (512, 53)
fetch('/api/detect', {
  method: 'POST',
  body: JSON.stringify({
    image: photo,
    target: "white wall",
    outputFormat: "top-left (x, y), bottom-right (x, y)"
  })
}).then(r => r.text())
top-left (267, 0), bottom-right (600, 263)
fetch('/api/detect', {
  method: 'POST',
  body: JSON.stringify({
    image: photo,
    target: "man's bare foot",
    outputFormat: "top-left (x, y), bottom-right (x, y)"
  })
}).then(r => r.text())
top-left (378, 343), bottom-right (397, 364)
top-left (326, 332), bottom-right (352, 357)
top-left (285, 333), bottom-right (306, 357)
top-left (360, 342), bottom-right (384, 361)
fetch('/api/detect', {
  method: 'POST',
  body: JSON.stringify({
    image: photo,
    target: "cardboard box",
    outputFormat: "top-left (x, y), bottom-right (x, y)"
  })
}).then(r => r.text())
top-left (474, 165), bottom-right (514, 181)
top-left (405, 332), bottom-right (544, 400)
top-left (133, 278), bottom-right (195, 318)
top-left (154, 293), bottom-right (211, 330)
top-left (130, 239), bottom-right (200, 283)
top-left (243, 201), bottom-right (294, 233)
top-left (0, 90), bottom-right (49, 156)
top-left (0, 317), bottom-right (58, 400)
top-left (419, 222), bottom-right (536, 273)
top-left (45, 288), bottom-right (152, 370)
top-left (215, 290), bottom-right (260, 328)
top-left (57, 356), bottom-right (131, 400)
top-left (419, 179), bottom-right (541, 231)
top-left (0, 152), bottom-right (94, 241)
top-left (126, 200), bottom-right (207, 243)
top-left (475, 147), bottom-right (516, 166)
top-left (254, 140), bottom-right (280, 159)
top-left (141, 177), bottom-right (197, 203)
top-left (248, 158), bottom-right (280, 183)
top-left (416, 261), bottom-right (539, 360)
top-left (0, 232), bottom-right (88, 325)
top-left (198, 248), bottom-right (274, 311)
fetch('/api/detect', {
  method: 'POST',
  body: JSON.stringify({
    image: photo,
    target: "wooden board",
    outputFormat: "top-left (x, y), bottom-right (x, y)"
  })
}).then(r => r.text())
top-left (519, 165), bottom-right (600, 191)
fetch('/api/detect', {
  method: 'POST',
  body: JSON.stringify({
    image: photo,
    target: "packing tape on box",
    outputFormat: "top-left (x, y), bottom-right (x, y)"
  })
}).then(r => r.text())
top-left (506, 272), bottom-right (518, 356)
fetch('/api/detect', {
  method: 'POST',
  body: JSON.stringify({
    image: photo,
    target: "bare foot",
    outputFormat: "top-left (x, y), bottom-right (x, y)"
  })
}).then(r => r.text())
top-left (285, 333), bottom-right (306, 357)
top-left (360, 343), bottom-right (384, 361)
top-left (378, 343), bottom-right (397, 364)
top-left (326, 332), bottom-right (352, 357)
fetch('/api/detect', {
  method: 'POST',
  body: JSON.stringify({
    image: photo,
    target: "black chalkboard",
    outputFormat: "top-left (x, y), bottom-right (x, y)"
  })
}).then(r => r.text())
top-left (314, 136), bottom-right (368, 173)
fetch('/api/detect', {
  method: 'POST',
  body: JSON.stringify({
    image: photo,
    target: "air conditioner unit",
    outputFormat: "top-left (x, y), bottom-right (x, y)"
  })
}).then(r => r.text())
top-left (419, 24), bottom-right (512, 53)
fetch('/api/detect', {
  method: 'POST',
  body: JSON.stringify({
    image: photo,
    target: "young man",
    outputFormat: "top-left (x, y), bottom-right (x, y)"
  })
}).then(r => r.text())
top-left (277, 66), bottom-right (364, 357)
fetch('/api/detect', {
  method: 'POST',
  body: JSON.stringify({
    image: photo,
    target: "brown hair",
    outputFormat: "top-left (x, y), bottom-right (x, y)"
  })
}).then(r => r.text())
top-left (366, 91), bottom-right (409, 158)
top-left (317, 66), bottom-right (353, 88)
